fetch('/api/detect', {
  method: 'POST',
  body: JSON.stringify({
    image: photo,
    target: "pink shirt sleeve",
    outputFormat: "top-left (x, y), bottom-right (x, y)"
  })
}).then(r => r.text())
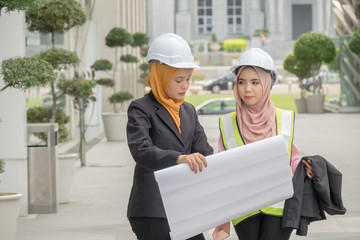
top-left (290, 144), bottom-right (301, 174)
top-left (217, 135), bottom-right (226, 153)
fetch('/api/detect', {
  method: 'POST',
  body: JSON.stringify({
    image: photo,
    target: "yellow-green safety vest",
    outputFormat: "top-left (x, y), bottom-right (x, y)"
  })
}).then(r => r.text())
top-left (219, 108), bottom-right (295, 225)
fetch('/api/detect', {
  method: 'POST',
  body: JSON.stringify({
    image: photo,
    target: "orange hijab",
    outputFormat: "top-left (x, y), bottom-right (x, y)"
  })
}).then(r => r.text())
top-left (146, 62), bottom-right (187, 134)
top-left (233, 66), bottom-right (276, 144)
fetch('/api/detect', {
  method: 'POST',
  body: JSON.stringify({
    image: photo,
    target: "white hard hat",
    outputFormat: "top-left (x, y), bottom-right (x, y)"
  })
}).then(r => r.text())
top-left (145, 33), bottom-right (199, 69)
top-left (230, 48), bottom-right (278, 85)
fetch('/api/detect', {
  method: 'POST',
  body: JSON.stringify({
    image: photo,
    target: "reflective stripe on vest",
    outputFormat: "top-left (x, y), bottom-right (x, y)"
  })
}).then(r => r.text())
top-left (219, 108), bottom-right (295, 226)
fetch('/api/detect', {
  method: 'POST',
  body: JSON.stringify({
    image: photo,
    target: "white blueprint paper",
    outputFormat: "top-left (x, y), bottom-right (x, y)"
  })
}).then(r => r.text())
top-left (154, 135), bottom-right (294, 240)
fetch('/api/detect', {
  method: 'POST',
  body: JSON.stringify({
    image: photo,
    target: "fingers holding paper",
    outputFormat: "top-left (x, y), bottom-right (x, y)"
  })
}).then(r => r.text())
top-left (177, 153), bottom-right (208, 173)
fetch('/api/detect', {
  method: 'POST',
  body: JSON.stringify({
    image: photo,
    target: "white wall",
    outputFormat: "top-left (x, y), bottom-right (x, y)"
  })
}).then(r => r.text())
top-left (0, 10), bottom-right (29, 216)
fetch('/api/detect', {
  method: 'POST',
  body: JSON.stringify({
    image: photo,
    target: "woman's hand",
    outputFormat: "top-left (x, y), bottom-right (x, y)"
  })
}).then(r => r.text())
top-left (213, 222), bottom-right (230, 240)
top-left (302, 159), bottom-right (314, 179)
top-left (177, 153), bottom-right (207, 173)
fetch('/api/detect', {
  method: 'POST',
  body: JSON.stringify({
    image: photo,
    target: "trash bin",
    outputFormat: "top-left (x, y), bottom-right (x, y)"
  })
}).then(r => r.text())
top-left (27, 123), bottom-right (59, 214)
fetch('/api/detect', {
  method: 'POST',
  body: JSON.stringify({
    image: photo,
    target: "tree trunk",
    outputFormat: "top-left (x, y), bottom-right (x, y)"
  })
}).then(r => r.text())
top-left (0, 83), bottom-right (11, 93)
top-left (50, 31), bottom-right (57, 123)
top-left (50, 82), bottom-right (56, 123)
top-left (112, 47), bottom-right (119, 113)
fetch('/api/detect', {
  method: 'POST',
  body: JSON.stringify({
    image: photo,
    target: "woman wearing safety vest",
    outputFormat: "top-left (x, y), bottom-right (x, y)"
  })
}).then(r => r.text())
top-left (213, 48), bottom-right (314, 240)
top-left (126, 33), bottom-right (213, 240)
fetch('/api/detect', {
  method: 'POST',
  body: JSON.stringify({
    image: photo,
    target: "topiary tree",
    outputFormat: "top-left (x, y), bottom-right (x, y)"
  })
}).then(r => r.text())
top-left (131, 32), bottom-right (150, 86)
top-left (0, 57), bottom-right (56, 93)
top-left (283, 53), bottom-right (312, 96)
top-left (27, 106), bottom-right (70, 143)
top-left (105, 27), bottom-right (136, 112)
top-left (92, 29), bottom-right (148, 113)
top-left (211, 33), bottom-right (218, 43)
top-left (0, 0), bottom-right (34, 15)
top-left (0, 158), bottom-right (4, 183)
top-left (348, 29), bottom-right (360, 55)
top-left (294, 32), bottom-right (336, 75)
top-left (284, 32), bottom-right (336, 95)
top-left (58, 77), bottom-right (97, 101)
top-left (38, 48), bottom-right (80, 70)
top-left (108, 91), bottom-right (134, 112)
top-left (91, 59), bottom-right (114, 87)
top-left (25, 0), bottom-right (86, 47)
top-left (25, 0), bottom-right (86, 122)
top-left (57, 77), bottom-right (97, 166)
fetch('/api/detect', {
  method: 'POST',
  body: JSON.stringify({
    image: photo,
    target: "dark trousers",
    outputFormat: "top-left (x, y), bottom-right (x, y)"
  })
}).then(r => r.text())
top-left (234, 213), bottom-right (292, 240)
top-left (129, 217), bottom-right (205, 240)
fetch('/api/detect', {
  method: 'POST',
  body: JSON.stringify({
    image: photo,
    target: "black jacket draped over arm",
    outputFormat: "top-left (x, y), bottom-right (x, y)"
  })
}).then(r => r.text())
top-left (282, 155), bottom-right (346, 236)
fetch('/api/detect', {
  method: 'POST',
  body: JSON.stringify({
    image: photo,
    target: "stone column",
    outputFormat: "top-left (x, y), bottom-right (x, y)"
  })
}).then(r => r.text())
top-left (317, 0), bottom-right (324, 33)
top-left (277, 0), bottom-right (284, 40)
top-left (176, 0), bottom-right (191, 42)
top-left (268, 0), bottom-right (275, 36)
top-left (248, 0), bottom-right (264, 37)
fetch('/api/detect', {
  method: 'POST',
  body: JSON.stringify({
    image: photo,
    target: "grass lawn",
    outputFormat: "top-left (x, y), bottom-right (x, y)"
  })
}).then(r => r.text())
top-left (26, 97), bottom-right (43, 109)
top-left (185, 93), bottom-right (340, 112)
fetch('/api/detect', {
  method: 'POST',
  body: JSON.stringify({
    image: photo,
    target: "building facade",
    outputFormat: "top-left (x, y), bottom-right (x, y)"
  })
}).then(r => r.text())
top-left (147, 0), bottom-right (335, 58)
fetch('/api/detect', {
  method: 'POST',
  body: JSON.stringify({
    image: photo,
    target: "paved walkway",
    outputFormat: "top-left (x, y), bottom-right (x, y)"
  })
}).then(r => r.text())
top-left (16, 113), bottom-right (360, 240)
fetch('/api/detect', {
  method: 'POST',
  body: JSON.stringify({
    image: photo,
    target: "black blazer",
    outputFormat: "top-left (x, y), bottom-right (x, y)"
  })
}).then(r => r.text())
top-left (282, 155), bottom-right (346, 236)
top-left (126, 92), bottom-right (213, 218)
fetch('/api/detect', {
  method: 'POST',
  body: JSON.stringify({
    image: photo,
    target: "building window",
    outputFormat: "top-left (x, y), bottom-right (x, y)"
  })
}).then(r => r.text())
top-left (26, 31), bottom-right (64, 57)
top-left (227, 0), bottom-right (242, 34)
top-left (197, 0), bottom-right (212, 34)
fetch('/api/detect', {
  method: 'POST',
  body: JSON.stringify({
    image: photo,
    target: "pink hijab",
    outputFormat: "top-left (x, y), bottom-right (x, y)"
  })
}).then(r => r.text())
top-left (233, 66), bottom-right (276, 144)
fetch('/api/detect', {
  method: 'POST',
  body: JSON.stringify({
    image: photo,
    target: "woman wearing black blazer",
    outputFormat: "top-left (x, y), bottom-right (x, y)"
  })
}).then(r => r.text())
top-left (126, 33), bottom-right (213, 240)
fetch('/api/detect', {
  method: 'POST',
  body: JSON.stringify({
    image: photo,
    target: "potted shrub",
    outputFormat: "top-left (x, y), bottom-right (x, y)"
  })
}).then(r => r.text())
top-left (284, 32), bottom-right (336, 113)
top-left (91, 28), bottom-right (148, 141)
top-left (283, 52), bottom-right (312, 113)
top-left (209, 33), bottom-right (221, 52)
top-left (0, 159), bottom-right (22, 240)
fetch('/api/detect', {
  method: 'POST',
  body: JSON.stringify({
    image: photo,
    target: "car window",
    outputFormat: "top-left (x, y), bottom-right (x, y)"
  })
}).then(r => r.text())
top-left (222, 101), bottom-right (236, 111)
top-left (201, 101), bottom-right (222, 114)
top-left (197, 100), bottom-right (236, 115)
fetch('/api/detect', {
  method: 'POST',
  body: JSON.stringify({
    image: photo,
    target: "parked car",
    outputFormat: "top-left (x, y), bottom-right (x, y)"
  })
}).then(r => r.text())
top-left (203, 72), bottom-right (236, 93)
top-left (196, 98), bottom-right (236, 115)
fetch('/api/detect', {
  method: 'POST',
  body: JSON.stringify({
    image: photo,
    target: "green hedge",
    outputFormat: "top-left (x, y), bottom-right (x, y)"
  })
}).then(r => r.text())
top-left (223, 39), bottom-right (248, 52)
